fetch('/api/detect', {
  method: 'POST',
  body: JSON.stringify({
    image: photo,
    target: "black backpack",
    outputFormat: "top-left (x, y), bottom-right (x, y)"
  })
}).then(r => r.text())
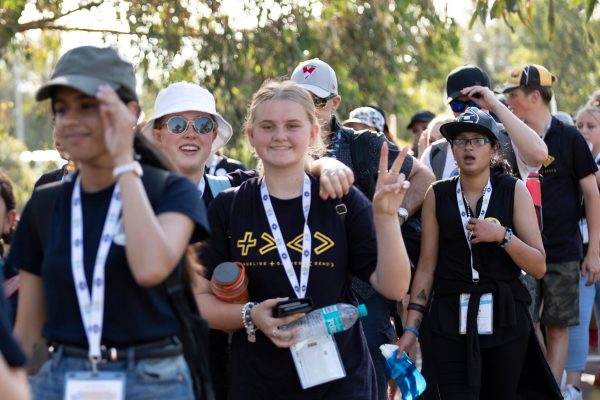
top-left (29, 167), bottom-right (215, 400)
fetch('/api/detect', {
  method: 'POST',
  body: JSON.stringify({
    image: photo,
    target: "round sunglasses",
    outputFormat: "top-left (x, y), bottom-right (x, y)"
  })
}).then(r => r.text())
top-left (160, 115), bottom-right (216, 134)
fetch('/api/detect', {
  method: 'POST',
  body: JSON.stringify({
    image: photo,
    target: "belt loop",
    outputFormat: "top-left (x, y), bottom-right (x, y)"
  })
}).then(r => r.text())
top-left (127, 346), bottom-right (135, 371)
top-left (52, 345), bottom-right (64, 368)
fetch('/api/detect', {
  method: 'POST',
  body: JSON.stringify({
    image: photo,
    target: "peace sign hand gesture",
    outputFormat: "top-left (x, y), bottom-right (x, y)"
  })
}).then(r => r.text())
top-left (372, 143), bottom-right (411, 217)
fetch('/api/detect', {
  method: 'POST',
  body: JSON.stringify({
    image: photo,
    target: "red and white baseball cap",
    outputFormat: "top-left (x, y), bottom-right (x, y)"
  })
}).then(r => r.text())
top-left (291, 58), bottom-right (338, 98)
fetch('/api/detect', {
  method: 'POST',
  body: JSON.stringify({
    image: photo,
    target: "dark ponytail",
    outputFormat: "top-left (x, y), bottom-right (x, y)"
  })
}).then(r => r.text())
top-left (133, 129), bottom-right (177, 172)
top-left (490, 152), bottom-right (512, 176)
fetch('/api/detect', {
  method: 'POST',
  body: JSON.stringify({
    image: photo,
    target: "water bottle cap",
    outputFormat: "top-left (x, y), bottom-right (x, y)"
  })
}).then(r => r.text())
top-left (358, 304), bottom-right (368, 317)
top-left (213, 262), bottom-right (243, 285)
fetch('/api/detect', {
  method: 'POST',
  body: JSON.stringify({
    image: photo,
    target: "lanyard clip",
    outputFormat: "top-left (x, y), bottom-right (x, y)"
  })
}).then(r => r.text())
top-left (89, 355), bottom-right (101, 374)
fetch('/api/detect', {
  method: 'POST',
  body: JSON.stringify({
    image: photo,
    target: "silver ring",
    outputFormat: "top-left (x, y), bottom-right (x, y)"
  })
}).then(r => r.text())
top-left (272, 328), bottom-right (279, 337)
top-left (327, 170), bottom-right (337, 176)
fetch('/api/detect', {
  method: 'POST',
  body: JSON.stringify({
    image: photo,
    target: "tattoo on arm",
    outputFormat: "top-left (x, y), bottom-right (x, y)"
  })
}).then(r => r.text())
top-left (416, 290), bottom-right (427, 303)
top-left (415, 319), bottom-right (422, 330)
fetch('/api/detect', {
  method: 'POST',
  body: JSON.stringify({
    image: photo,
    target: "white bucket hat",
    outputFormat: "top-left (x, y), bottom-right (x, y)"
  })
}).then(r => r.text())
top-left (148, 82), bottom-right (233, 152)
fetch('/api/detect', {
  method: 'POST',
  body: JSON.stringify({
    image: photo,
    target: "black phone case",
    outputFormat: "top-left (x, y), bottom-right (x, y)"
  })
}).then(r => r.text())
top-left (273, 297), bottom-right (313, 318)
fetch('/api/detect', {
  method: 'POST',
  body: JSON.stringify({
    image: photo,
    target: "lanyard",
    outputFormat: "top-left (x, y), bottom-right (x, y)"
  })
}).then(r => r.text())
top-left (71, 176), bottom-right (122, 362)
top-left (330, 128), bottom-right (342, 160)
top-left (198, 177), bottom-right (206, 197)
top-left (260, 174), bottom-right (312, 298)
top-left (456, 177), bottom-right (492, 282)
top-left (208, 155), bottom-right (219, 175)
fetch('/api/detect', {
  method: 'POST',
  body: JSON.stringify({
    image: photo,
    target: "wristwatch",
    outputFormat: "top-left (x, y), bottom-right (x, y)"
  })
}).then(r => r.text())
top-left (397, 207), bottom-right (409, 223)
top-left (113, 161), bottom-right (143, 179)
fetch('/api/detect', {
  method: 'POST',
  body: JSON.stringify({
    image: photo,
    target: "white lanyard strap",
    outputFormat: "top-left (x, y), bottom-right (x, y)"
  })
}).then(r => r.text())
top-left (456, 177), bottom-right (492, 282)
top-left (260, 174), bottom-right (312, 298)
top-left (208, 156), bottom-right (219, 175)
top-left (198, 177), bottom-right (206, 197)
top-left (71, 176), bottom-right (122, 360)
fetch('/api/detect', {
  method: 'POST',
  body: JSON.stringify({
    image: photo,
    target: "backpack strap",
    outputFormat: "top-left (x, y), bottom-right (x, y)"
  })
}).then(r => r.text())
top-left (30, 182), bottom-right (63, 246)
top-left (430, 140), bottom-right (448, 180)
top-left (348, 130), bottom-right (377, 200)
top-left (206, 175), bottom-right (232, 198)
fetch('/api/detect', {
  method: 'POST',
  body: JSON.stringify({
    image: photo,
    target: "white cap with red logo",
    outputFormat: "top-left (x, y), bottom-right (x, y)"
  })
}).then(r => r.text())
top-left (290, 58), bottom-right (338, 98)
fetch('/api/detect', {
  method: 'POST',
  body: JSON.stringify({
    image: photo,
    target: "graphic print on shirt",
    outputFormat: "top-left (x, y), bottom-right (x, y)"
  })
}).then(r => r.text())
top-left (236, 231), bottom-right (336, 267)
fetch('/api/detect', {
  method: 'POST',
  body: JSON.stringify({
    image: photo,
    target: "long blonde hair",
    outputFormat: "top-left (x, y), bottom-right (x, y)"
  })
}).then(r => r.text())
top-left (244, 80), bottom-right (326, 169)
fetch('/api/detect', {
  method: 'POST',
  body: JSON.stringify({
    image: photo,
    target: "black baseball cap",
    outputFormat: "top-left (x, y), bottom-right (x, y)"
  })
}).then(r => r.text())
top-left (446, 65), bottom-right (491, 102)
top-left (440, 108), bottom-right (500, 142)
top-left (407, 111), bottom-right (435, 129)
top-left (36, 46), bottom-right (137, 102)
top-left (500, 64), bottom-right (556, 93)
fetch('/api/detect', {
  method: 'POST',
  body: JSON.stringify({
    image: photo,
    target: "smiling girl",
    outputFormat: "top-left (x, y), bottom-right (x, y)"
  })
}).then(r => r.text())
top-left (8, 46), bottom-right (209, 400)
top-left (194, 80), bottom-right (411, 400)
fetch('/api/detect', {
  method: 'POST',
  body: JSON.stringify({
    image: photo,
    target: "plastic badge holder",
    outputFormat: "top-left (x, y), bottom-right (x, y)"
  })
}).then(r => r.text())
top-left (380, 344), bottom-right (426, 400)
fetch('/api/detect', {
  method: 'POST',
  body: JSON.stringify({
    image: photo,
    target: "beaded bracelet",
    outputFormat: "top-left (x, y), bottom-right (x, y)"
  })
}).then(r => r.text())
top-left (499, 228), bottom-right (513, 248)
top-left (407, 303), bottom-right (427, 314)
top-left (242, 302), bottom-right (258, 343)
top-left (404, 326), bottom-right (420, 338)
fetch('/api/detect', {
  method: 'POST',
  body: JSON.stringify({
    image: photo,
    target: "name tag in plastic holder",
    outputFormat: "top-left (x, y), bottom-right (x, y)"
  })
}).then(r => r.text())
top-left (291, 334), bottom-right (346, 389)
top-left (459, 293), bottom-right (493, 335)
top-left (64, 371), bottom-right (126, 400)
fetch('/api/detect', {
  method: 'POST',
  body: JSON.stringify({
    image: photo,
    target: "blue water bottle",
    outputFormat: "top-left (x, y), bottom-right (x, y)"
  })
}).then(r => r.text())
top-left (380, 344), bottom-right (426, 400)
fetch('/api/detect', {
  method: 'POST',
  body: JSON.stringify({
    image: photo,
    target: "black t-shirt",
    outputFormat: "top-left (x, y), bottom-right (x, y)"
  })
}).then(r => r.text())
top-left (0, 257), bottom-right (26, 367)
top-left (7, 170), bottom-right (208, 347)
top-left (201, 176), bottom-right (378, 399)
top-left (539, 117), bottom-right (599, 262)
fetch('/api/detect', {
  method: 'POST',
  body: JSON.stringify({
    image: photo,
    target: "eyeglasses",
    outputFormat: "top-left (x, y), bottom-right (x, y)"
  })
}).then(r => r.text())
top-left (160, 116), bottom-right (216, 134)
top-left (451, 137), bottom-right (494, 148)
top-left (312, 94), bottom-right (336, 109)
top-left (449, 99), bottom-right (480, 113)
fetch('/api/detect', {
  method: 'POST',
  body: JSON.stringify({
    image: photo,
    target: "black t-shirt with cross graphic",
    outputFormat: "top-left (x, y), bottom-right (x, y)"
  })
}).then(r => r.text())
top-left (201, 175), bottom-right (378, 400)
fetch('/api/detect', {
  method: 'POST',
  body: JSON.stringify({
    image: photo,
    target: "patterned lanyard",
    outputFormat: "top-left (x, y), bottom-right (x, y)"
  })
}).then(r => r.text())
top-left (208, 156), bottom-right (219, 175)
top-left (71, 176), bottom-right (122, 361)
top-left (455, 177), bottom-right (492, 282)
top-left (330, 128), bottom-right (342, 160)
top-left (260, 174), bottom-right (312, 298)
top-left (198, 177), bottom-right (206, 197)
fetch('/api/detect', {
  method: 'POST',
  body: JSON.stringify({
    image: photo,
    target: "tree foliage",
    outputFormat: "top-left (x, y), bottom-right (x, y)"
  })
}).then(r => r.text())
top-left (0, 0), bottom-right (461, 158)
top-left (464, 0), bottom-right (600, 113)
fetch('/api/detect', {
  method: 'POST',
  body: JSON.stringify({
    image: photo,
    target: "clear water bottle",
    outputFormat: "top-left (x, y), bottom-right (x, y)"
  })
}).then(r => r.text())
top-left (280, 303), bottom-right (368, 342)
top-left (380, 344), bottom-right (427, 400)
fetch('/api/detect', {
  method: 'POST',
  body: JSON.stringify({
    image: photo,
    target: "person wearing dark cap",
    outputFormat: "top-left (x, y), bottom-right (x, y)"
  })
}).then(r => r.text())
top-left (407, 111), bottom-right (435, 155)
top-left (396, 108), bottom-right (561, 399)
top-left (504, 64), bottom-right (600, 395)
top-left (291, 58), bottom-right (434, 400)
top-left (442, 65), bottom-right (548, 181)
top-left (9, 46), bottom-right (209, 399)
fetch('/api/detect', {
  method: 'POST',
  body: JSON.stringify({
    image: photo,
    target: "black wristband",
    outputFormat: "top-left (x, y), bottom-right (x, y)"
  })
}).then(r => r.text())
top-left (407, 302), bottom-right (427, 313)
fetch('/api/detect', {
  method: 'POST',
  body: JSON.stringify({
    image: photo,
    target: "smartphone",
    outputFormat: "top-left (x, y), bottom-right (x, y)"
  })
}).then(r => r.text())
top-left (272, 297), bottom-right (313, 318)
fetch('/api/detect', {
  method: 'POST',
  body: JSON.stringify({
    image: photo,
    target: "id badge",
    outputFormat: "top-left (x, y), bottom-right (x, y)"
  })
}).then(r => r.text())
top-left (580, 219), bottom-right (589, 244)
top-left (459, 293), bottom-right (493, 335)
top-left (64, 371), bottom-right (126, 400)
top-left (290, 334), bottom-right (346, 389)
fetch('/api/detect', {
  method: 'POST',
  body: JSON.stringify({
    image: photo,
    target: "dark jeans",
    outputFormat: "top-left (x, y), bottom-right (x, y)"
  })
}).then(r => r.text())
top-left (428, 332), bottom-right (529, 399)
